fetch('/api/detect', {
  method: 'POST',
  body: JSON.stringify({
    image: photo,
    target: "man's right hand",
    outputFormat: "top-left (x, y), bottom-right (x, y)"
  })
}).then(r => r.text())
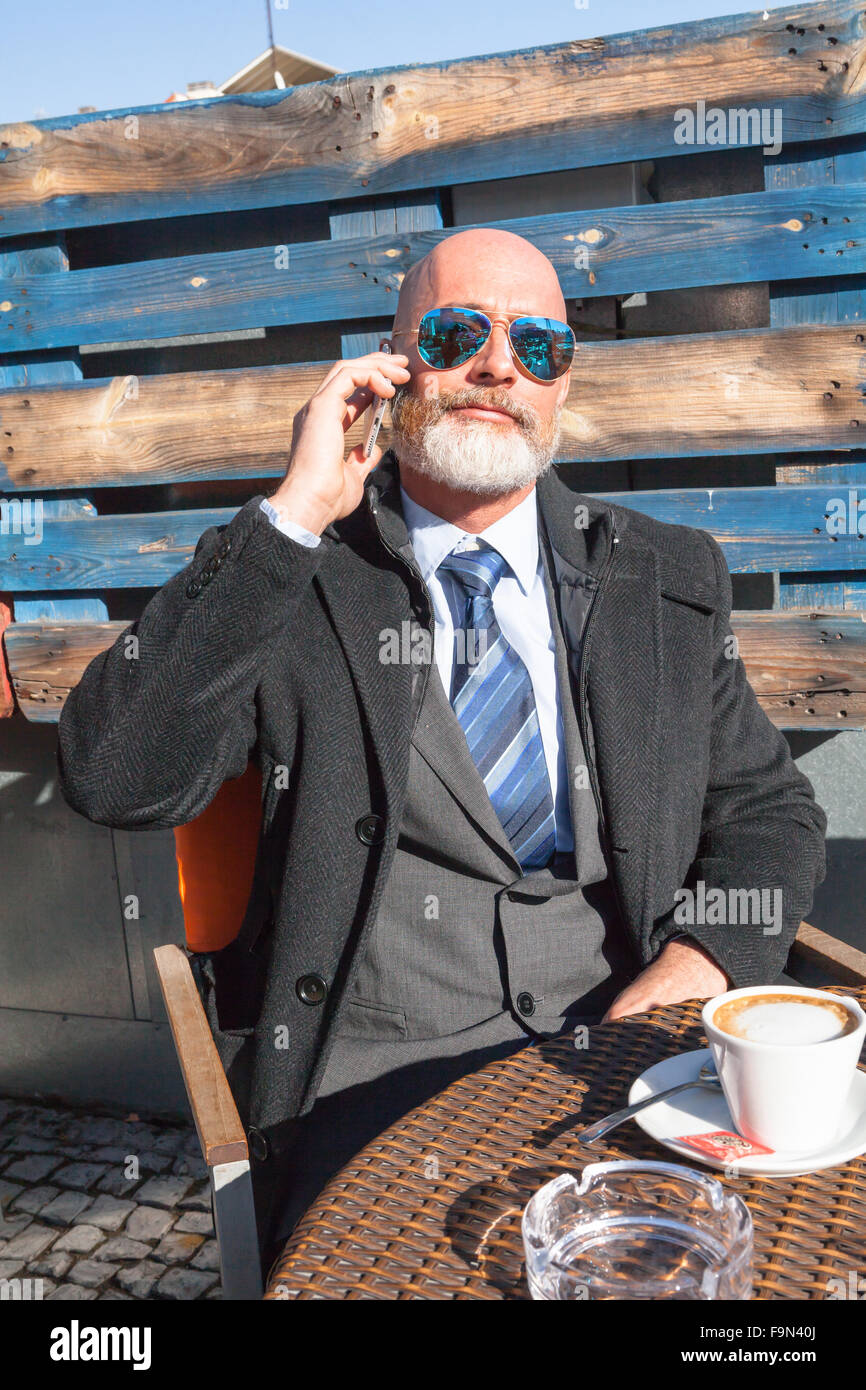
top-left (266, 350), bottom-right (411, 536)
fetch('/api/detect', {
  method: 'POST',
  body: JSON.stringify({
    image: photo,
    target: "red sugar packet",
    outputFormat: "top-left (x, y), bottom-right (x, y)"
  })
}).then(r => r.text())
top-left (674, 1130), bottom-right (774, 1161)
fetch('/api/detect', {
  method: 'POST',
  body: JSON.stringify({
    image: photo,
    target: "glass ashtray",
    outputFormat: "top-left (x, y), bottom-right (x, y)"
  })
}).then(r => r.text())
top-left (521, 1160), bottom-right (753, 1300)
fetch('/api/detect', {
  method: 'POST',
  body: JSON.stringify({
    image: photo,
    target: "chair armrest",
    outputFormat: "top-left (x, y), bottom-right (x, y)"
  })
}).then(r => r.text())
top-left (790, 921), bottom-right (866, 987)
top-left (153, 943), bottom-right (249, 1167)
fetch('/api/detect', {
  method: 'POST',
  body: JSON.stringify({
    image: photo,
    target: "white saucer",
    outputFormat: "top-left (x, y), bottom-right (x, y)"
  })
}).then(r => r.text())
top-left (628, 1048), bottom-right (866, 1177)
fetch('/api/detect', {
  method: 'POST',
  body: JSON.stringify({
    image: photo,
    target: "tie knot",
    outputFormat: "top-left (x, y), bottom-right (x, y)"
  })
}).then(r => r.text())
top-left (438, 542), bottom-right (509, 598)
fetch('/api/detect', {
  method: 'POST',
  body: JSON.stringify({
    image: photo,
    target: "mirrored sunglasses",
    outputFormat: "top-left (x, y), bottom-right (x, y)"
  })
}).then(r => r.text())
top-left (398, 306), bottom-right (575, 382)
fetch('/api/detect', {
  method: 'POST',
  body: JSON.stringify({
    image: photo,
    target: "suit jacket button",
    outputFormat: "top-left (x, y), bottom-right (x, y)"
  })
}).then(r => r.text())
top-left (186, 579), bottom-right (202, 598)
top-left (296, 974), bottom-right (327, 1006)
top-left (355, 814), bottom-right (385, 845)
top-left (516, 992), bottom-right (536, 1017)
top-left (218, 537), bottom-right (231, 558)
top-left (247, 1126), bottom-right (270, 1162)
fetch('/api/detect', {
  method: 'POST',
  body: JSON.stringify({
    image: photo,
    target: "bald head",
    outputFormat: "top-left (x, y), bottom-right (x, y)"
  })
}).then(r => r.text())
top-left (392, 228), bottom-right (567, 336)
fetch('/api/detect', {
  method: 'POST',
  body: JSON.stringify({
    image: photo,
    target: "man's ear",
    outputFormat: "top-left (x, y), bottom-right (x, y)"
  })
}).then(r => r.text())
top-left (555, 368), bottom-right (572, 409)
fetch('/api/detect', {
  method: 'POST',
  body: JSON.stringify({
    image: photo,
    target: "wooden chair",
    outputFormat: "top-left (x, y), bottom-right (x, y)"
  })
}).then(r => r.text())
top-left (156, 762), bottom-right (265, 1301)
top-left (154, 763), bottom-right (866, 1299)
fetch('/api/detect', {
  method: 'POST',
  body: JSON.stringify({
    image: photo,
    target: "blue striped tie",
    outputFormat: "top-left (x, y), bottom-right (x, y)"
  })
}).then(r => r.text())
top-left (438, 542), bottom-right (556, 870)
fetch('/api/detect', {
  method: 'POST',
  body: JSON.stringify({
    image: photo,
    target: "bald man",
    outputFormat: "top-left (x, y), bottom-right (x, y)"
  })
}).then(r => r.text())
top-left (58, 228), bottom-right (826, 1281)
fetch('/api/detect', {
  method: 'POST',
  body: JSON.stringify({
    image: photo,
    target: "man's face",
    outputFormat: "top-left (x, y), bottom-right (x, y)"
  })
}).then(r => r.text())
top-left (389, 239), bottom-right (572, 496)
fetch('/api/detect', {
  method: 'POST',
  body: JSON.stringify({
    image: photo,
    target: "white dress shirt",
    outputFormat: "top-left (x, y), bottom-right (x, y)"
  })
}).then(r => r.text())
top-left (260, 491), bottom-right (574, 852)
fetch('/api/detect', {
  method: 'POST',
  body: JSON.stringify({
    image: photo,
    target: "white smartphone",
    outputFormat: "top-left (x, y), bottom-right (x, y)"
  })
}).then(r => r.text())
top-left (363, 339), bottom-right (392, 459)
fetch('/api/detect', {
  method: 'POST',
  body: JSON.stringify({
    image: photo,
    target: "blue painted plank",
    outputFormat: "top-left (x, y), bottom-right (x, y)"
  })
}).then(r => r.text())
top-left (833, 140), bottom-right (866, 324)
top-left (12, 500), bottom-right (105, 621)
top-left (1, 1), bottom-right (863, 237)
top-left (779, 573), bottom-right (866, 607)
top-left (766, 136), bottom-right (866, 610)
top-left (777, 459), bottom-right (866, 485)
top-left (0, 241), bottom-right (83, 387)
top-left (764, 140), bottom-right (866, 324)
top-left (0, 238), bottom-right (106, 624)
top-left (331, 192), bottom-right (443, 358)
top-left (0, 353), bottom-right (84, 389)
top-left (4, 186), bottom-right (866, 353)
top-left (1, 487), bottom-right (864, 590)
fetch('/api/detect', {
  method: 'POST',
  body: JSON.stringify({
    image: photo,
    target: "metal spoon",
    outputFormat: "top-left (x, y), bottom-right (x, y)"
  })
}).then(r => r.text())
top-left (578, 1060), bottom-right (722, 1146)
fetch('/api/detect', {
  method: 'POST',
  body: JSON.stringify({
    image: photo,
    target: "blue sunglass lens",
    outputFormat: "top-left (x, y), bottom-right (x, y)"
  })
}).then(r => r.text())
top-left (417, 309), bottom-right (489, 369)
top-left (509, 317), bottom-right (575, 381)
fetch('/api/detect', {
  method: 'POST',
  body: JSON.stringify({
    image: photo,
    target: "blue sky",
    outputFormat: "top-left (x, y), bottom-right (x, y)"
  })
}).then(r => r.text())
top-left (1, 0), bottom-right (795, 125)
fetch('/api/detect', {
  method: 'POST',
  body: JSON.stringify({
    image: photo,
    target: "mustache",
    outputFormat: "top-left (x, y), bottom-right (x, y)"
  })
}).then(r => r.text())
top-left (391, 383), bottom-right (542, 434)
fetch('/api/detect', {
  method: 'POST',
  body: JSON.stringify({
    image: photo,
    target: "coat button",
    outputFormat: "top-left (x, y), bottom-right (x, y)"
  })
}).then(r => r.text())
top-left (186, 579), bottom-right (202, 598)
top-left (355, 814), bottom-right (385, 845)
top-left (218, 537), bottom-right (231, 558)
top-left (516, 991), bottom-right (536, 1017)
top-left (296, 974), bottom-right (327, 1006)
top-left (247, 1126), bottom-right (270, 1162)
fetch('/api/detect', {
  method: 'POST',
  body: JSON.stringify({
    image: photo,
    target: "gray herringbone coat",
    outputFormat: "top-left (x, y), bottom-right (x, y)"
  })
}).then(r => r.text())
top-left (58, 451), bottom-right (826, 1159)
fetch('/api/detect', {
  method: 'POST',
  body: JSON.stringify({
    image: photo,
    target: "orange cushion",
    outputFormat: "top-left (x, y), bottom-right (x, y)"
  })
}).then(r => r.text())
top-left (174, 761), bottom-right (263, 953)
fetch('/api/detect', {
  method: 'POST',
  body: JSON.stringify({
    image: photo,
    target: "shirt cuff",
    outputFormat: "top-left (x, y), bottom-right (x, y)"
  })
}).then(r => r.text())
top-left (259, 497), bottom-right (321, 548)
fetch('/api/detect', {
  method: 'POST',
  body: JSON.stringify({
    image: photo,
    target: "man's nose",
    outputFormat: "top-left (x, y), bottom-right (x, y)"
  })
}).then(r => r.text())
top-left (464, 322), bottom-right (518, 385)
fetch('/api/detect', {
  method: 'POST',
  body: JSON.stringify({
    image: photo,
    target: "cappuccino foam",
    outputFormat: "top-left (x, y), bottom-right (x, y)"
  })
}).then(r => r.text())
top-left (713, 993), bottom-right (855, 1045)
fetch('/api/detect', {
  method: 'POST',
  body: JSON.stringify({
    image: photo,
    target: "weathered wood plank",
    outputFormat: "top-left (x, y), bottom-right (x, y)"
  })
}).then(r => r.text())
top-left (2, 323), bottom-right (866, 490)
top-left (790, 921), bottom-right (866, 983)
top-left (10, 610), bottom-right (863, 727)
top-left (731, 610), bottom-right (866, 726)
top-left (153, 945), bottom-right (248, 1167)
top-left (1, 1), bottom-right (863, 237)
top-left (0, 486), bottom-right (862, 591)
top-left (0, 363), bottom-right (324, 490)
top-left (3, 619), bottom-right (119, 720)
top-left (3, 186), bottom-right (866, 352)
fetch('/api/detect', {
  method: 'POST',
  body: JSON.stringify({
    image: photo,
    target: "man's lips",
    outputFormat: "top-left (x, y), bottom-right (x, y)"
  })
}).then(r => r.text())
top-left (449, 405), bottom-right (516, 423)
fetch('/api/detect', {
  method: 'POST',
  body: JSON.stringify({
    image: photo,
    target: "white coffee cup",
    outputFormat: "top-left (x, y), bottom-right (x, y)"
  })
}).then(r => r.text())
top-left (702, 986), bottom-right (866, 1154)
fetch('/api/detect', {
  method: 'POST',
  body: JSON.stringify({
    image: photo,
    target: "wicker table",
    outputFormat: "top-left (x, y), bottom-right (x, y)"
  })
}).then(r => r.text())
top-left (265, 992), bottom-right (866, 1299)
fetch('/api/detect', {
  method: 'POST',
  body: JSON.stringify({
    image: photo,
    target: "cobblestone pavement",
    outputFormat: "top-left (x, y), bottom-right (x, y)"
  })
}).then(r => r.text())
top-left (0, 1094), bottom-right (221, 1300)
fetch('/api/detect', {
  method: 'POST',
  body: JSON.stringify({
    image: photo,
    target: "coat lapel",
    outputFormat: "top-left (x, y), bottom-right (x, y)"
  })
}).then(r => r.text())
top-left (313, 504), bottom-right (415, 835)
top-left (536, 467), bottom-right (662, 938)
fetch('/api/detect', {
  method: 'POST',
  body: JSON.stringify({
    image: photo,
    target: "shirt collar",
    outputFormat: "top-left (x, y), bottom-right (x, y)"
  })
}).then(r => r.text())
top-left (399, 483), bottom-right (539, 596)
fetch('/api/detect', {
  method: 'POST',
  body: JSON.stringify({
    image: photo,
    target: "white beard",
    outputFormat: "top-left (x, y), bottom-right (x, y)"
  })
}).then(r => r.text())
top-left (392, 412), bottom-right (559, 496)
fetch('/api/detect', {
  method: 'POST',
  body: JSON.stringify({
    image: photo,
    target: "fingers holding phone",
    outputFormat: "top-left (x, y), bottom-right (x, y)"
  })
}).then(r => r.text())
top-left (267, 344), bottom-right (410, 537)
top-left (363, 340), bottom-right (393, 460)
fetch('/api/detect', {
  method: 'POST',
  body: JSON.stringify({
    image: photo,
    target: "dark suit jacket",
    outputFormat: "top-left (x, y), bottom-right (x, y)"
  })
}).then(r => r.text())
top-left (57, 450), bottom-right (826, 1157)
